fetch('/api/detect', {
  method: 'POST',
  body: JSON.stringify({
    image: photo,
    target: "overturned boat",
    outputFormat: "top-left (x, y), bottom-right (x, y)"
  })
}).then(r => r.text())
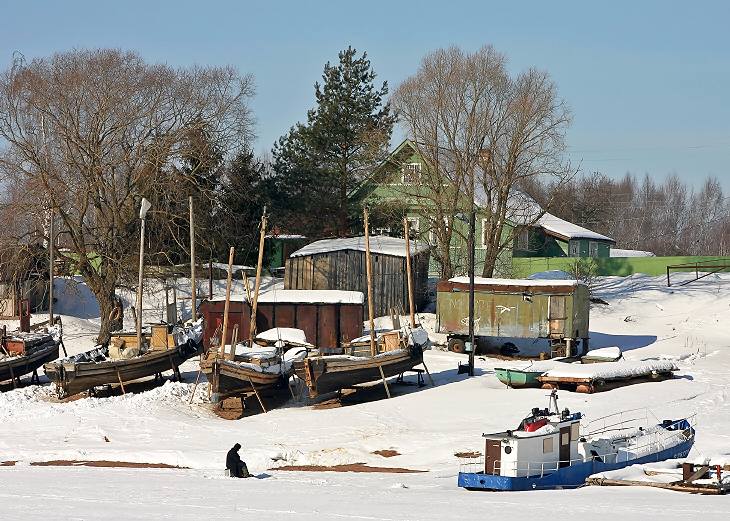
top-left (201, 327), bottom-right (309, 404)
top-left (294, 326), bottom-right (429, 398)
top-left (1, 327), bottom-right (62, 387)
top-left (44, 320), bottom-right (202, 398)
top-left (457, 390), bottom-right (695, 491)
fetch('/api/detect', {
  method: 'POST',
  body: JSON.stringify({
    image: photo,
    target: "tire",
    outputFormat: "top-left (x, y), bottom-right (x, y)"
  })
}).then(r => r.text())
top-left (448, 338), bottom-right (466, 354)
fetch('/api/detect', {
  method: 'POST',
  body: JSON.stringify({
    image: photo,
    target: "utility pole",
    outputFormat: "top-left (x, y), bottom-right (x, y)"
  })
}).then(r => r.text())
top-left (48, 209), bottom-right (54, 325)
top-left (189, 196), bottom-right (197, 322)
top-left (468, 156), bottom-right (477, 377)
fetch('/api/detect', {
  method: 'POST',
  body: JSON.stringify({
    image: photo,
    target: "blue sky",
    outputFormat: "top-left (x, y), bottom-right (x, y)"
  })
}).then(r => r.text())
top-left (3, 0), bottom-right (729, 187)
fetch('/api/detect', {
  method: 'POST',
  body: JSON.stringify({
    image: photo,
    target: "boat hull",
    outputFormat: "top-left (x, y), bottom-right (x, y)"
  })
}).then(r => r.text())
top-left (458, 437), bottom-right (694, 491)
top-left (200, 357), bottom-right (287, 402)
top-left (1, 342), bottom-right (60, 384)
top-left (494, 368), bottom-right (542, 388)
top-left (44, 340), bottom-right (200, 397)
top-left (294, 347), bottom-right (423, 398)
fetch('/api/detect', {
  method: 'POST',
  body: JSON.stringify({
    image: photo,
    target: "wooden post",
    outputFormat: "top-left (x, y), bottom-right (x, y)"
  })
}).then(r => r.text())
top-left (208, 259), bottom-right (213, 299)
top-left (403, 217), bottom-right (416, 328)
top-left (242, 271), bottom-right (252, 303)
top-left (48, 209), bottom-right (54, 325)
top-left (249, 209), bottom-right (267, 346)
top-left (136, 199), bottom-right (151, 353)
top-left (364, 208), bottom-right (377, 357)
top-left (189, 196), bottom-right (197, 322)
top-left (220, 247), bottom-right (235, 360)
top-left (378, 365), bottom-right (391, 399)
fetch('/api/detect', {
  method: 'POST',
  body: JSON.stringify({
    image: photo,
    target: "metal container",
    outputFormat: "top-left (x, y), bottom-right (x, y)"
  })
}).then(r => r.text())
top-left (436, 278), bottom-right (590, 353)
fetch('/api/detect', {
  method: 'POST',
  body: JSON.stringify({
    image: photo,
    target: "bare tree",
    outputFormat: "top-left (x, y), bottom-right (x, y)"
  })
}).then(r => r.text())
top-left (393, 46), bottom-right (573, 278)
top-left (0, 49), bottom-right (254, 342)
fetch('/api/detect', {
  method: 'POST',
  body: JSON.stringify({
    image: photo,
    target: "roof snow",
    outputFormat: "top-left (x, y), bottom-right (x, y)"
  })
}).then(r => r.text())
top-left (290, 235), bottom-right (430, 259)
top-left (536, 213), bottom-right (614, 243)
top-left (449, 276), bottom-right (580, 287)
top-left (209, 289), bottom-right (365, 305)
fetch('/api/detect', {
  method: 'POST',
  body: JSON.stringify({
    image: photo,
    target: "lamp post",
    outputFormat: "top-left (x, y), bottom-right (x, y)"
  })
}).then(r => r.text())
top-left (455, 209), bottom-right (476, 376)
top-left (136, 198), bottom-right (151, 351)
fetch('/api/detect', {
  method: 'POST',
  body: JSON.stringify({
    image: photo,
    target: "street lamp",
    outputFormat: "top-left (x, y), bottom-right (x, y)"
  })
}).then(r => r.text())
top-left (455, 209), bottom-right (476, 376)
top-left (136, 198), bottom-right (151, 351)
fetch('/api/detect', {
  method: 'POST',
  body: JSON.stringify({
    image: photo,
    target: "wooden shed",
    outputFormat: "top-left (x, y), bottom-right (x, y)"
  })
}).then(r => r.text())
top-left (284, 235), bottom-right (430, 318)
top-left (199, 289), bottom-right (365, 351)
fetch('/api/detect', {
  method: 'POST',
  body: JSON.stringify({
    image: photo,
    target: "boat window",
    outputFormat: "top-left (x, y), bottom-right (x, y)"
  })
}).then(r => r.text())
top-left (543, 437), bottom-right (553, 453)
top-left (571, 423), bottom-right (579, 440)
top-left (561, 433), bottom-right (569, 445)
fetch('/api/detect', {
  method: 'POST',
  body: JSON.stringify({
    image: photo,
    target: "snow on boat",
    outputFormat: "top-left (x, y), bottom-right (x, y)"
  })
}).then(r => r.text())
top-left (1, 327), bottom-right (62, 387)
top-left (457, 390), bottom-right (695, 491)
top-left (581, 346), bottom-right (622, 364)
top-left (44, 320), bottom-right (202, 398)
top-left (294, 326), bottom-right (429, 399)
top-left (538, 359), bottom-right (677, 393)
top-left (201, 327), bottom-right (309, 403)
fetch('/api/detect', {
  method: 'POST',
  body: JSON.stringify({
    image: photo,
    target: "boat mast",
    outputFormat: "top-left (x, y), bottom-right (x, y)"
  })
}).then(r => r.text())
top-left (189, 196), bottom-right (197, 322)
top-left (220, 247), bottom-right (235, 360)
top-left (364, 207), bottom-right (377, 357)
top-left (249, 208), bottom-right (267, 347)
top-left (403, 217), bottom-right (416, 329)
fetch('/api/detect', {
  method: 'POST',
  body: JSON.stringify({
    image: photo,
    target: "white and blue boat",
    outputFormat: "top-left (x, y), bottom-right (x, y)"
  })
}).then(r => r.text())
top-left (458, 391), bottom-right (695, 491)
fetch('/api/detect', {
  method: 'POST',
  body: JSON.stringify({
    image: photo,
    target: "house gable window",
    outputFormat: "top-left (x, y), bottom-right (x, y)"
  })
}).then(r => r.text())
top-left (481, 219), bottom-right (489, 248)
top-left (402, 162), bottom-right (422, 184)
top-left (429, 217), bottom-right (448, 245)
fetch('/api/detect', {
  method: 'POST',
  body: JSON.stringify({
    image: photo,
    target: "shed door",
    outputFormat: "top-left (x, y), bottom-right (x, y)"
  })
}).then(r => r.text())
top-left (559, 426), bottom-right (571, 467)
top-left (484, 439), bottom-right (501, 475)
top-left (548, 296), bottom-right (567, 338)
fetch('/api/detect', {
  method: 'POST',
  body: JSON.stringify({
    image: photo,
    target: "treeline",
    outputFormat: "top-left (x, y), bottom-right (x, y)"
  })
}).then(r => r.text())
top-left (528, 173), bottom-right (730, 256)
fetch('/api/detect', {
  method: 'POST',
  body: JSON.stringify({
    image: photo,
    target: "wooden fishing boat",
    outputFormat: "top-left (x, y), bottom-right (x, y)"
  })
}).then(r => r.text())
top-left (294, 328), bottom-right (428, 398)
top-left (44, 320), bottom-right (203, 398)
top-left (1, 329), bottom-right (61, 386)
top-left (201, 328), bottom-right (309, 403)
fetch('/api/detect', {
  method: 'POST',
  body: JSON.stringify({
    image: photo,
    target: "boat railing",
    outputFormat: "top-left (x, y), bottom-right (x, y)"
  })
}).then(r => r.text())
top-left (459, 416), bottom-right (695, 478)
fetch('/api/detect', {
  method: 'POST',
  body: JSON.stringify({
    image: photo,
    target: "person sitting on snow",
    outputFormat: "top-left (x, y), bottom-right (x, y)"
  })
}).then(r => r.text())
top-left (226, 443), bottom-right (250, 478)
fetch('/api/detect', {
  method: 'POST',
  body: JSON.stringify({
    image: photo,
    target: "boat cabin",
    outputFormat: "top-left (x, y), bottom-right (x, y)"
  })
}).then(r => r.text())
top-left (483, 405), bottom-right (582, 477)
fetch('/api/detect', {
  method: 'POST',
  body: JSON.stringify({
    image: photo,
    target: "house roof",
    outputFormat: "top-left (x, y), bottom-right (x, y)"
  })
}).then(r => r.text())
top-left (290, 235), bottom-right (430, 259)
top-left (537, 213), bottom-right (614, 243)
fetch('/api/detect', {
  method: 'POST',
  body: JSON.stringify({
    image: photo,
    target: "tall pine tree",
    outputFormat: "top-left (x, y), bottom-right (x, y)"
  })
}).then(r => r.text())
top-left (272, 47), bottom-right (395, 237)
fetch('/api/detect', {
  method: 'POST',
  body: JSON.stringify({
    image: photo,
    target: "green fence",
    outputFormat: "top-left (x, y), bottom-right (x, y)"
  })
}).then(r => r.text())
top-left (512, 256), bottom-right (730, 278)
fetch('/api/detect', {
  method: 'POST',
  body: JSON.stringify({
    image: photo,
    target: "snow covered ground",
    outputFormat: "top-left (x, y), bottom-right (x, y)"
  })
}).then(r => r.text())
top-left (1, 273), bottom-right (730, 519)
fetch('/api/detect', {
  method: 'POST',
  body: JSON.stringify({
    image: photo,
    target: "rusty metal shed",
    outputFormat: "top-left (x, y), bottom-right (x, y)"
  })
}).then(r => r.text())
top-left (199, 289), bottom-right (365, 351)
top-left (436, 277), bottom-right (590, 351)
top-left (284, 235), bottom-right (430, 318)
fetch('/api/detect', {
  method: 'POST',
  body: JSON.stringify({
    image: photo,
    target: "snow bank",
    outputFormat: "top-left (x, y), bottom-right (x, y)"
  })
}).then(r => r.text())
top-left (541, 359), bottom-right (677, 380)
top-left (610, 249), bottom-right (656, 258)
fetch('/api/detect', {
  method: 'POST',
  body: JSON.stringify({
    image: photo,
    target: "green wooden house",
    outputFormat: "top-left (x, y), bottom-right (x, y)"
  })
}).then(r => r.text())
top-left (364, 140), bottom-right (614, 276)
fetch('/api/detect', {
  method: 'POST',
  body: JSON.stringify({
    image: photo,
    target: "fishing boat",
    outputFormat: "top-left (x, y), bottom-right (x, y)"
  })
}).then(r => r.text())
top-left (202, 327), bottom-right (309, 404)
top-left (494, 359), bottom-right (571, 389)
top-left (457, 390), bottom-right (695, 491)
top-left (1, 327), bottom-right (62, 387)
top-left (294, 326), bottom-right (429, 398)
top-left (44, 320), bottom-right (202, 398)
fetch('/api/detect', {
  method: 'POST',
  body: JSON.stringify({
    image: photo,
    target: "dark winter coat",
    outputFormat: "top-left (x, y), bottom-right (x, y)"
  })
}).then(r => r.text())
top-left (226, 443), bottom-right (242, 472)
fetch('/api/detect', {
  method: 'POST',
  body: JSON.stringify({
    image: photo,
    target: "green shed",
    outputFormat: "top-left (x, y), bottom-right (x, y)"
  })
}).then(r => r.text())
top-left (436, 277), bottom-right (590, 356)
